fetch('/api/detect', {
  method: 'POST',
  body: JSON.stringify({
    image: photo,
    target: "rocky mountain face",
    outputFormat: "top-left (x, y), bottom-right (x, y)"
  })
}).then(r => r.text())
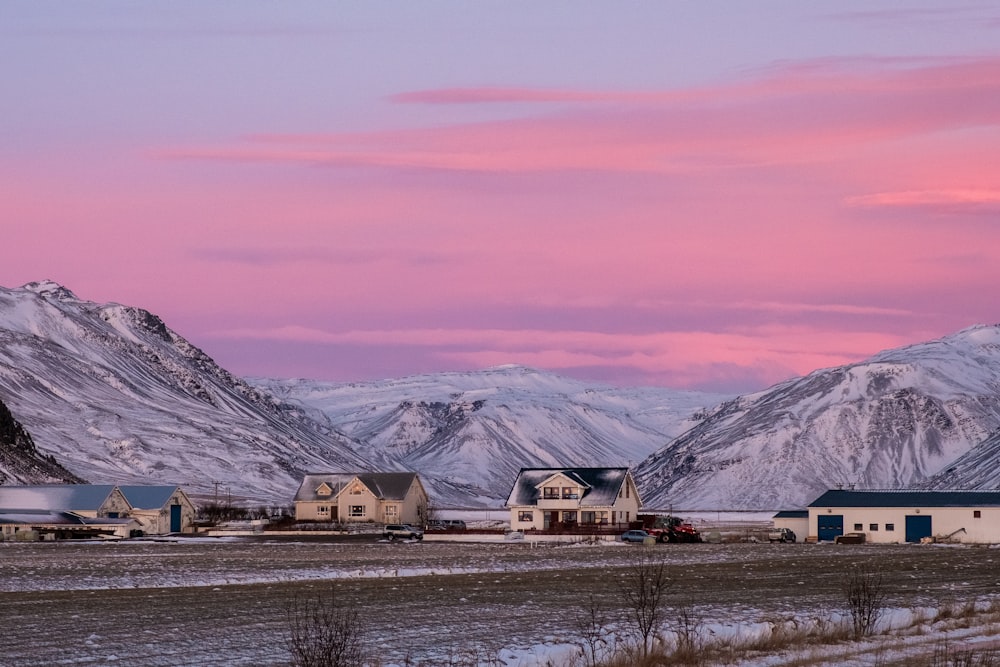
top-left (634, 325), bottom-right (1000, 510)
top-left (254, 367), bottom-right (726, 506)
top-left (0, 281), bottom-right (369, 501)
top-left (0, 397), bottom-right (83, 485)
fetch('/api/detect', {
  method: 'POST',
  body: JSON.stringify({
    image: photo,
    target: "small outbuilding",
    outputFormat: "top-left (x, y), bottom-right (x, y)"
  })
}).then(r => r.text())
top-left (807, 489), bottom-right (1000, 544)
top-left (772, 509), bottom-right (809, 539)
top-left (119, 485), bottom-right (196, 534)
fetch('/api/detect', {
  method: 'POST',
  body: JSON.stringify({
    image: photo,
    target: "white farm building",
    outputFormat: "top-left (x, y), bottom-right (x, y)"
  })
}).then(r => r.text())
top-left (808, 489), bottom-right (1000, 544)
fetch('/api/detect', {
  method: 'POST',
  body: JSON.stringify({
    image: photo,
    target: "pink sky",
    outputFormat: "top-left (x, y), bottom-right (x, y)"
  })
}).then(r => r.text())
top-left (3, 3), bottom-right (1000, 392)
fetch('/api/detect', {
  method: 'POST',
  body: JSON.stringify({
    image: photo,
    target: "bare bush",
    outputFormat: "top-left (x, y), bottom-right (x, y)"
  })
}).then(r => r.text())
top-left (843, 563), bottom-right (886, 638)
top-left (574, 593), bottom-right (610, 667)
top-left (617, 549), bottom-right (670, 657)
top-left (287, 585), bottom-right (366, 667)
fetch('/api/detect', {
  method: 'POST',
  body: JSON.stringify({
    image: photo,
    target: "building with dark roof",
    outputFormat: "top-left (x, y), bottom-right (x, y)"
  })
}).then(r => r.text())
top-left (807, 489), bottom-right (1000, 544)
top-left (505, 467), bottom-right (641, 531)
top-left (293, 472), bottom-right (428, 525)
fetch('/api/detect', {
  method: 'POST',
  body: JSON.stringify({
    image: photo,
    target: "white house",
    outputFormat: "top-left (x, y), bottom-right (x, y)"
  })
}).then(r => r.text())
top-left (294, 472), bottom-right (429, 524)
top-left (505, 467), bottom-right (641, 531)
top-left (808, 489), bottom-right (1000, 544)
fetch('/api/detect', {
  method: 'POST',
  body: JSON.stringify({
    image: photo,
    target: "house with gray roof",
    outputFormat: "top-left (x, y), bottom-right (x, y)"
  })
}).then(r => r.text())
top-left (808, 489), bottom-right (1000, 544)
top-left (293, 472), bottom-right (429, 525)
top-left (505, 467), bottom-right (641, 531)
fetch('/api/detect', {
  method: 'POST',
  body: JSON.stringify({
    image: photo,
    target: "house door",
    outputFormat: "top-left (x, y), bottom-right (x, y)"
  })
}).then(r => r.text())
top-left (905, 515), bottom-right (932, 543)
top-left (170, 504), bottom-right (182, 532)
top-left (817, 514), bottom-right (843, 542)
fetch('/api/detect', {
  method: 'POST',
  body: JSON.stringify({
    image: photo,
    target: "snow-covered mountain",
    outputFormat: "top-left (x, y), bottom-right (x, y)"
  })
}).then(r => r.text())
top-left (634, 325), bottom-right (1000, 510)
top-left (0, 396), bottom-right (82, 485)
top-left (0, 281), bottom-right (369, 501)
top-left (7, 280), bottom-right (1000, 513)
top-left (253, 367), bottom-right (727, 506)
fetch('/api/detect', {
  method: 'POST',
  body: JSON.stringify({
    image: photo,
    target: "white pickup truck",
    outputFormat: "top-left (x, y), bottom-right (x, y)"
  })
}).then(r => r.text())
top-left (768, 527), bottom-right (797, 543)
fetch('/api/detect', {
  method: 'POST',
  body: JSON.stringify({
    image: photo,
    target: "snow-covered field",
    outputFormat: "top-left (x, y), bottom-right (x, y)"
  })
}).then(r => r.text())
top-left (2, 537), bottom-right (999, 666)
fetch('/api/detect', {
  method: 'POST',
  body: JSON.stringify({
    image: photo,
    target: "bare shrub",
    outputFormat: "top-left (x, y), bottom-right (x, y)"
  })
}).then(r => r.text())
top-left (843, 563), bottom-right (886, 638)
top-left (574, 593), bottom-right (610, 667)
top-left (617, 549), bottom-right (670, 658)
top-left (287, 585), bottom-right (366, 667)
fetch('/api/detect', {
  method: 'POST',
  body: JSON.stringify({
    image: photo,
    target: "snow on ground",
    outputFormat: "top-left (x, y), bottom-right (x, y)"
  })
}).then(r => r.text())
top-left (4, 538), bottom-right (1000, 666)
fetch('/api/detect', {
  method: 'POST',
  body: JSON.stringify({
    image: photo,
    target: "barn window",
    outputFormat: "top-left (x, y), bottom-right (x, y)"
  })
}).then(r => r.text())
top-left (853, 523), bottom-right (863, 531)
top-left (885, 523), bottom-right (895, 531)
top-left (869, 523), bottom-right (878, 531)
top-left (974, 510), bottom-right (982, 518)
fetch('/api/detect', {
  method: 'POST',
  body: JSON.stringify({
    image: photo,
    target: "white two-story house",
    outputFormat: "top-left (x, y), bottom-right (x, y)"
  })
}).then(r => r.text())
top-left (505, 467), bottom-right (641, 531)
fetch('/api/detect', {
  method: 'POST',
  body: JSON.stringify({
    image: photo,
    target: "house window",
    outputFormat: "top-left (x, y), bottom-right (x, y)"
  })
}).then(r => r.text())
top-left (543, 487), bottom-right (559, 500)
top-left (349, 505), bottom-right (365, 517)
top-left (385, 505), bottom-right (398, 518)
top-left (869, 523), bottom-right (878, 531)
top-left (561, 487), bottom-right (578, 499)
top-left (562, 511), bottom-right (577, 523)
top-left (974, 510), bottom-right (982, 518)
top-left (596, 511), bottom-right (608, 524)
top-left (853, 523), bottom-right (863, 531)
top-left (317, 505), bottom-right (330, 516)
top-left (350, 485), bottom-right (363, 495)
top-left (518, 511), bottom-right (533, 522)
top-left (317, 485), bottom-right (331, 496)
top-left (581, 511), bottom-right (596, 524)
top-left (885, 523), bottom-right (895, 531)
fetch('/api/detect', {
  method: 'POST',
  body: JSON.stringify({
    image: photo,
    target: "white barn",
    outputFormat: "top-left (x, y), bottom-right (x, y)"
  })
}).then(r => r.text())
top-left (808, 489), bottom-right (1000, 544)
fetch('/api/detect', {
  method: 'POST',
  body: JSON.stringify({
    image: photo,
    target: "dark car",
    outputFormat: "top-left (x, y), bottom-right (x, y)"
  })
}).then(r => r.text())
top-left (621, 529), bottom-right (651, 543)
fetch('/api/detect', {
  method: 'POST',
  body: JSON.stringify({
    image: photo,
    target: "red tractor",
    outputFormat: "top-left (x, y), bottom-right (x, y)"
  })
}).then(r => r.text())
top-left (638, 514), bottom-right (702, 543)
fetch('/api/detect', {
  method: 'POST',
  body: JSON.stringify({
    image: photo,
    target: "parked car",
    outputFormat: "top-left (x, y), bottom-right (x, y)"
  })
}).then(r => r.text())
top-left (621, 529), bottom-right (651, 543)
top-left (384, 524), bottom-right (424, 540)
top-left (427, 519), bottom-right (467, 531)
top-left (768, 527), bottom-right (797, 543)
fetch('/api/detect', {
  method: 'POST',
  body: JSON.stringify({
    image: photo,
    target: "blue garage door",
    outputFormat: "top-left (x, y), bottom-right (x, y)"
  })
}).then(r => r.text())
top-left (905, 515), bottom-right (932, 543)
top-left (817, 514), bottom-right (843, 541)
top-left (170, 504), bottom-right (182, 533)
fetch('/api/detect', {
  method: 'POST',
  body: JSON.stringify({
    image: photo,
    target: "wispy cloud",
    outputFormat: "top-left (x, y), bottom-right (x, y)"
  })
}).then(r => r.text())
top-left (846, 189), bottom-right (1000, 212)
top-left (155, 56), bottom-right (1000, 179)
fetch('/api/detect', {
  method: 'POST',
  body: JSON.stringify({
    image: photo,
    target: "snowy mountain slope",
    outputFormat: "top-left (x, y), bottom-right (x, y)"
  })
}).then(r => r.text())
top-left (0, 396), bottom-right (83, 485)
top-left (0, 281), bottom-right (369, 501)
top-left (253, 366), bottom-right (729, 506)
top-left (634, 325), bottom-right (1000, 510)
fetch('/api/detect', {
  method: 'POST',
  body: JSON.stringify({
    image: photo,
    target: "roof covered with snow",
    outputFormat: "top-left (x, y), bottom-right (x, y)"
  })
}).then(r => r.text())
top-left (809, 489), bottom-right (1000, 508)
top-left (294, 472), bottom-right (421, 502)
top-left (505, 468), bottom-right (632, 508)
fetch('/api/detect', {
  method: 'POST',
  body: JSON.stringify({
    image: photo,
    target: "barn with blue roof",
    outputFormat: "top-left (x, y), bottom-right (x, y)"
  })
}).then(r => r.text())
top-left (807, 489), bottom-right (1000, 544)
